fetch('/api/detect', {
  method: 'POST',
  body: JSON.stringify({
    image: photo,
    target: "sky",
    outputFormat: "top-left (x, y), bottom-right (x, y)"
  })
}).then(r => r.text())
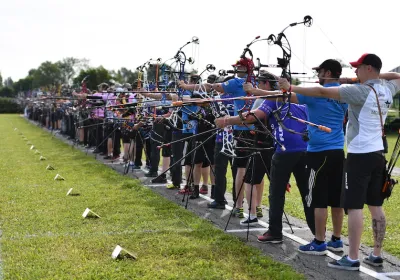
top-left (1, 0), bottom-right (399, 83)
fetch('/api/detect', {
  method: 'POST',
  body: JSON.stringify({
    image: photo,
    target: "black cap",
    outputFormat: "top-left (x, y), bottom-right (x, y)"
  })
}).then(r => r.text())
top-left (207, 74), bottom-right (217, 84)
top-left (257, 72), bottom-right (277, 82)
top-left (312, 59), bottom-right (342, 77)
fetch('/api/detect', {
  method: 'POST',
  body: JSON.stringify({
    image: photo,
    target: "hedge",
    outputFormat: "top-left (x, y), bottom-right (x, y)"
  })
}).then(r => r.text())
top-left (0, 97), bottom-right (23, 113)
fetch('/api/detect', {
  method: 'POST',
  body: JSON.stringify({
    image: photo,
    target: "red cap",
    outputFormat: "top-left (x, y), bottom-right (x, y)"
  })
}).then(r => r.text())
top-left (349, 53), bottom-right (369, 68)
top-left (349, 53), bottom-right (382, 70)
top-left (232, 58), bottom-right (248, 67)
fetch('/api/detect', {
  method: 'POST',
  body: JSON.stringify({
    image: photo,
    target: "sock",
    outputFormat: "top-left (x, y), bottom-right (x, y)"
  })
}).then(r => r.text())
top-left (331, 235), bottom-right (341, 242)
top-left (371, 253), bottom-right (379, 258)
top-left (249, 214), bottom-right (257, 220)
top-left (347, 256), bottom-right (359, 262)
top-left (314, 238), bottom-right (325, 245)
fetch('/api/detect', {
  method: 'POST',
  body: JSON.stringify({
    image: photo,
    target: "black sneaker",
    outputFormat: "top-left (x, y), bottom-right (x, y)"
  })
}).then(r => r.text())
top-left (145, 171), bottom-right (158, 177)
top-left (257, 230), bottom-right (283, 243)
top-left (363, 253), bottom-right (383, 267)
top-left (210, 186), bottom-right (215, 199)
top-left (207, 201), bottom-right (225, 209)
top-left (240, 217), bottom-right (258, 226)
top-left (103, 155), bottom-right (112, 159)
top-left (152, 176), bottom-right (167, 184)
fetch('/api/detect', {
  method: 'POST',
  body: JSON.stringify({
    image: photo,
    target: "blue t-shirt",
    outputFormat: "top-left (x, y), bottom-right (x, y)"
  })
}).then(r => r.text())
top-left (296, 83), bottom-right (348, 152)
top-left (181, 90), bottom-right (198, 134)
top-left (258, 100), bottom-right (308, 153)
top-left (221, 77), bottom-right (254, 130)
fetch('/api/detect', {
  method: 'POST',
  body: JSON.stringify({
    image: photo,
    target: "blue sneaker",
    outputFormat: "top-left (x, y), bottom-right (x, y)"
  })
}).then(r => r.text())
top-left (327, 239), bottom-right (344, 252)
top-left (363, 253), bottom-right (383, 267)
top-left (298, 240), bottom-right (327, 255)
top-left (328, 255), bottom-right (360, 271)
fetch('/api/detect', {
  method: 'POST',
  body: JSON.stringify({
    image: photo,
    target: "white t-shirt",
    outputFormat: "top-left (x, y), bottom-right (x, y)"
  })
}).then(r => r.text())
top-left (339, 79), bottom-right (400, 153)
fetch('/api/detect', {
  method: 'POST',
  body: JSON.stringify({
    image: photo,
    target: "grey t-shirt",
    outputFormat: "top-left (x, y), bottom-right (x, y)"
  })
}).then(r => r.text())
top-left (339, 79), bottom-right (400, 153)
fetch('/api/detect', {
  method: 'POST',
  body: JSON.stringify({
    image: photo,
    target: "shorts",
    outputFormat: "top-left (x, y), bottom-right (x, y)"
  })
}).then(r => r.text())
top-left (162, 128), bottom-right (172, 157)
top-left (306, 149), bottom-right (344, 208)
top-left (232, 130), bottom-right (254, 168)
top-left (121, 130), bottom-right (137, 143)
top-left (202, 135), bottom-right (216, 167)
top-left (341, 152), bottom-right (386, 209)
top-left (183, 137), bottom-right (205, 166)
top-left (244, 148), bottom-right (274, 185)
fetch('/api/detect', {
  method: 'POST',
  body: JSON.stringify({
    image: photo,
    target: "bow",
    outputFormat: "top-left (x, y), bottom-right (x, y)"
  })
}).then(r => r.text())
top-left (266, 15), bottom-right (313, 120)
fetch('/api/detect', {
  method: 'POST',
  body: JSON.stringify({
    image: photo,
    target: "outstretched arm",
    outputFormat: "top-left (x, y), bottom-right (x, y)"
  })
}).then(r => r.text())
top-left (279, 78), bottom-right (340, 100)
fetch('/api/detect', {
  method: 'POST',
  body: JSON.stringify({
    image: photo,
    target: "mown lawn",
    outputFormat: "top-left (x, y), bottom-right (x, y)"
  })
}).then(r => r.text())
top-left (0, 114), bottom-right (303, 280)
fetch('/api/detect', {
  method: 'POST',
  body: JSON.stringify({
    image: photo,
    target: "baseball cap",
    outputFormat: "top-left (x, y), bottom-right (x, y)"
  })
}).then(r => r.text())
top-left (207, 74), bottom-right (217, 84)
top-left (312, 59), bottom-right (342, 76)
top-left (349, 53), bottom-right (382, 70)
top-left (232, 57), bottom-right (249, 67)
top-left (257, 71), bottom-right (277, 82)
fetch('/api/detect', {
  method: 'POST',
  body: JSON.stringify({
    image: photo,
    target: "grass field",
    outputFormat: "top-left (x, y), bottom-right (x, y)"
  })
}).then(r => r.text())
top-left (0, 114), bottom-right (303, 279)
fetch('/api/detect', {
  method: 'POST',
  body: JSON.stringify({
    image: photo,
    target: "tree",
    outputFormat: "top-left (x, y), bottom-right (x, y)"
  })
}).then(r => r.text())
top-left (0, 87), bottom-right (15, 97)
top-left (31, 61), bottom-right (62, 88)
top-left (335, 58), bottom-right (350, 68)
top-left (292, 77), bottom-right (301, 86)
top-left (58, 57), bottom-right (89, 85)
top-left (13, 76), bottom-right (34, 92)
top-left (0, 72), bottom-right (3, 88)
top-left (4, 77), bottom-right (14, 87)
top-left (73, 66), bottom-right (112, 90)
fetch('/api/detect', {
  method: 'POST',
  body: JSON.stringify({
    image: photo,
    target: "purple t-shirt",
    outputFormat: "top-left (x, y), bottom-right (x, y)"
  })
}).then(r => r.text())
top-left (91, 92), bottom-right (105, 118)
top-left (258, 100), bottom-right (308, 153)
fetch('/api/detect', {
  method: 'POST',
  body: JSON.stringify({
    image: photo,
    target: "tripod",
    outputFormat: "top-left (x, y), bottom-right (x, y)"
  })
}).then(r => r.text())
top-left (224, 144), bottom-right (294, 241)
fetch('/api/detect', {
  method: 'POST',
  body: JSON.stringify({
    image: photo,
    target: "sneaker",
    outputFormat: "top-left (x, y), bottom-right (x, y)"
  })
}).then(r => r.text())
top-left (103, 155), bottom-right (112, 160)
top-left (152, 176), bottom-right (167, 184)
top-left (132, 165), bottom-right (141, 170)
top-left (240, 217), bottom-right (258, 226)
top-left (210, 186), bottom-right (215, 199)
top-left (199, 185), bottom-right (208, 194)
top-left (232, 208), bottom-right (244, 218)
top-left (363, 253), bottom-right (383, 267)
top-left (178, 185), bottom-right (192, 195)
top-left (166, 184), bottom-right (179, 189)
top-left (298, 240), bottom-right (327, 255)
top-left (207, 201), bottom-right (225, 209)
top-left (145, 171), bottom-right (158, 177)
top-left (112, 155), bottom-right (120, 160)
top-left (328, 255), bottom-right (360, 271)
top-left (327, 239), bottom-right (344, 252)
top-left (257, 230), bottom-right (283, 244)
top-left (256, 206), bottom-right (263, 218)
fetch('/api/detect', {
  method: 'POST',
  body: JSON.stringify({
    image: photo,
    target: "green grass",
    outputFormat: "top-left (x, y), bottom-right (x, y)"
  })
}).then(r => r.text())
top-left (0, 114), bottom-right (303, 279)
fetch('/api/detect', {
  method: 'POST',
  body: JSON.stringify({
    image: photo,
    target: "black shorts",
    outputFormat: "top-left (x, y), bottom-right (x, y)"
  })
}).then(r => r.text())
top-left (232, 130), bottom-right (254, 168)
top-left (202, 135), bottom-right (216, 167)
top-left (105, 123), bottom-right (116, 138)
top-left (244, 148), bottom-right (274, 185)
top-left (183, 137), bottom-right (205, 166)
top-left (162, 128), bottom-right (172, 157)
top-left (341, 152), bottom-right (385, 209)
top-left (306, 149), bottom-right (344, 208)
top-left (121, 130), bottom-right (137, 143)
